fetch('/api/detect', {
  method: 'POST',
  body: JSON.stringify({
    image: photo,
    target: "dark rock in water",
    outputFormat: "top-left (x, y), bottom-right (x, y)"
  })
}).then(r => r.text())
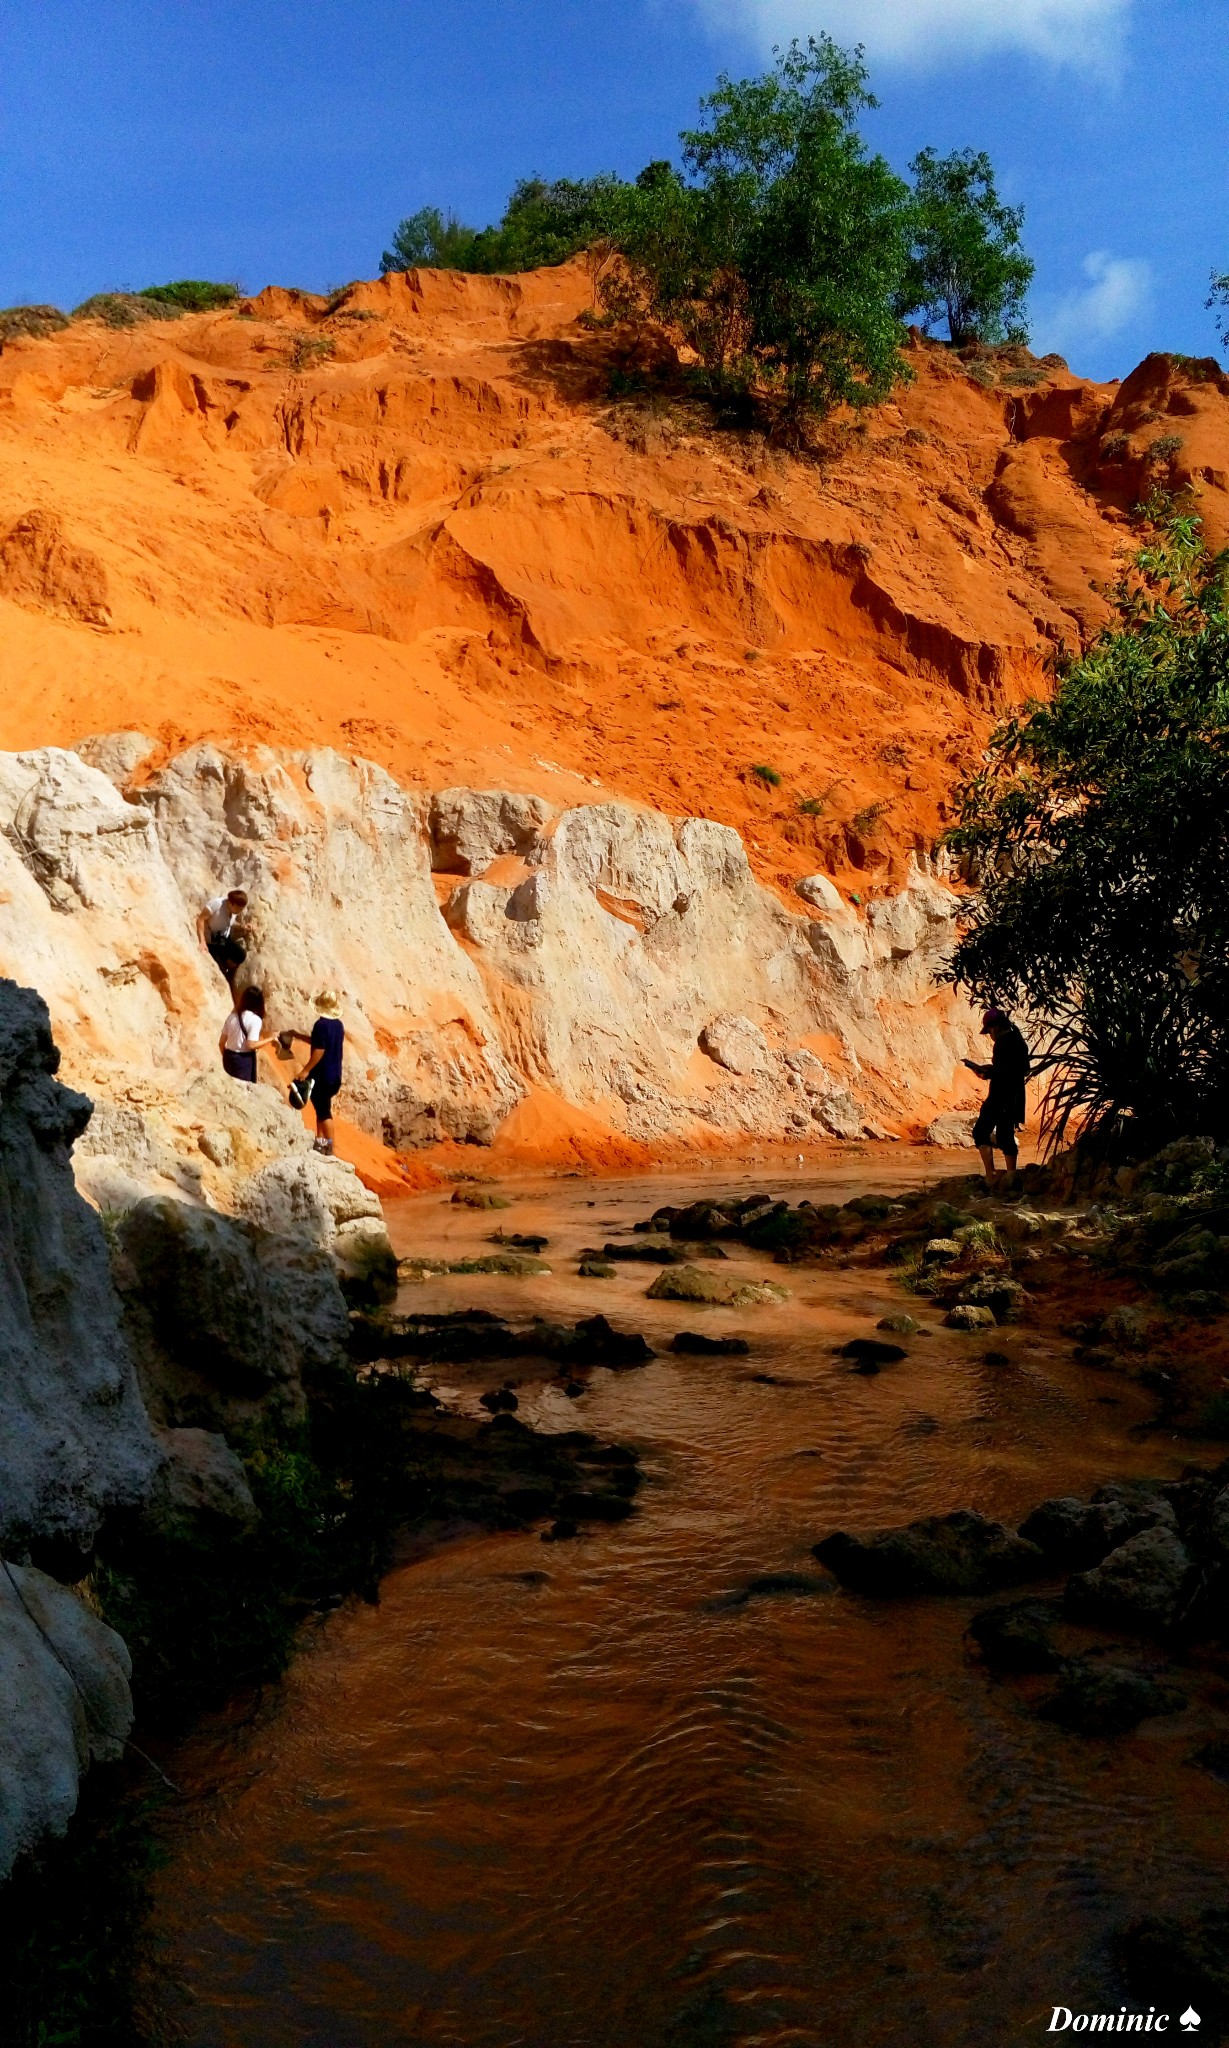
top-left (982, 1350), bottom-right (1012, 1366)
top-left (499, 1484), bottom-right (555, 1518)
top-left (555, 1490), bottom-right (634, 1523)
top-left (601, 1238), bottom-right (728, 1264)
top-left (489, 1231), bottom-right (549, 1251)
top-left (1018, 1488), bottom-right (1176, 1571)
top-left (666, 1201), bottom-right (739, 1239)
top-left (1065, 1525), bottom-right (1194, 1634)
top-left (968, 1599), bottom-right (1064, 1674)
top-left (813, 1510), bottom-right (1044, 1596)
top-left (479, 1387), bottom-right (519, 1414)
top-left (1038, 1659), bottom-right (1188, 1735)
top-left (571, 1313), bottom-right (655, 1369)
top-left (1188, 1737), bottom-right (1229, 1783)
top-left (840, 1338), bottom-right (906, 1371)
top-left (705, 1571), bottom-right (830, 1611)
top-left (542, 1519), bottom-right (578, 1542)
top-left (1118, 1908), bottom-right (1229, 2033)
top-left (578, 1261), bottom-right (616, 1278)
top-left (877, 1314), bottom-right (918, 1335)
top-left (671, 1331), bottom-right (751, 1355)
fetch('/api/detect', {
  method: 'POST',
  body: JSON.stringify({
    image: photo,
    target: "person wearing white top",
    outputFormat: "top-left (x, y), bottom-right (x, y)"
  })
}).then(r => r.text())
top-left (218, 984), bottom-right (276, 1084)
top-left (197, 888), bottom-right (249, 990)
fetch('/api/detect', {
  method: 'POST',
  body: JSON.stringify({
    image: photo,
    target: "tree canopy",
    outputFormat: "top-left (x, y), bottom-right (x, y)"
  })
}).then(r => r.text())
top-left (946, 517), bottom-right (1229, 1153)
top-left (893, 149), bottom-right (1032, 346)
top-left (380, 41), bottom-right (1033, 423)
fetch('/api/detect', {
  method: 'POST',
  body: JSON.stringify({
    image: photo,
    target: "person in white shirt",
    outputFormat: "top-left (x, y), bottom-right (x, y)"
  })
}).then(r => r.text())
top-left (218, 985), bottom-right (276, 1084)
top-left (196, 888), bottom-right (249, 990)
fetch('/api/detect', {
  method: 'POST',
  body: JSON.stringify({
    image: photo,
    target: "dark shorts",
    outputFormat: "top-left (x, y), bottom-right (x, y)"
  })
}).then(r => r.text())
top-left (222, 1048), bottom-right (257, 1084)
top-left (208, 932), bottom-right (247, 978)
top-left (313, 1083), bottom-right (339, 1124)
top-left (973, 1100), bottom-right (1018, 1153)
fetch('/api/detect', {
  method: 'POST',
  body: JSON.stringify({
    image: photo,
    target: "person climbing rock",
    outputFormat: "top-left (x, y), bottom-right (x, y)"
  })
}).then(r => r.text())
top-left (219, 986), bottom-right (277, 1084)
top-left (287, 990), bottom-right (345, 1156)
top-left (197, 888), bottom-right (250, 991)
top-left (964, 1007), bottom-right (1030, 1186)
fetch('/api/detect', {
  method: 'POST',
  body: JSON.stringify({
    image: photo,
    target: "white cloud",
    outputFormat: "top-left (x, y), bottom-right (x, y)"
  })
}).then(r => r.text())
top-left (1033, 250), bottom-right (1153, 356)
top-left (691, 0), bottom-right (1131, 70)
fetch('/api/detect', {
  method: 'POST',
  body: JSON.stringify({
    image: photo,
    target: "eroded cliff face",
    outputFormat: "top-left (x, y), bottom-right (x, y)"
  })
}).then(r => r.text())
top-left (0, 983), bottom-right (152, 1877)
top-left (0, 982), bottom-right (157, 1569)
top-left (0, 738), bottom-right (972, 1176)
top-left (4, 263), bottom-right (1227, 904)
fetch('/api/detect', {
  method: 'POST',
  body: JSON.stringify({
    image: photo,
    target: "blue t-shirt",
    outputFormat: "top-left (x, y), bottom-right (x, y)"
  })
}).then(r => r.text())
top-left (310, 1016), bottom-right (345, 1090)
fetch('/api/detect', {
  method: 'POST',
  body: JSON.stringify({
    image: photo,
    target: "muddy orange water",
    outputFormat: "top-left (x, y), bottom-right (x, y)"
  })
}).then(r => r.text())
top-left (146, 1165), bottom-right (1229, 2047)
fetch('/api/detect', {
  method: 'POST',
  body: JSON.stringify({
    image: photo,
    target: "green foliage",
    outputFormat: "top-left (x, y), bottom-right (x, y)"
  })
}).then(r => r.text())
top-left (138, 279), bottom-right (239, 312)
top-left (1208, 270), bottom-right (1229, 356)
top-left (750, 761), bottom-right (782, 786)
top-left (945, 515), bottom-right (1229, 1154)
top-left (94, 1434), bottom-right (359, 1731)
top-left (852, 800), bottom-right (888, 833)
top-left (0, 303), bottom-right (69, 343)
top-left (72, 292), bottom-right (182, 328)
top-left (287, 333), bottom-right (336, 371)
top-left (610, 38), bottom-right (912, 421)
top-left (894, 148), bottom-right (1033, 346)
top-left (381, 177), bottom-right (625, 279)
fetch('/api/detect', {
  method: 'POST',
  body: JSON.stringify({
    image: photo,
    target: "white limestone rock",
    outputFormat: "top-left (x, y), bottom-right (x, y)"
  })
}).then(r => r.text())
top-left (0, 981), bottom-right (158, 1565)
top-left (699, 1014), bottom-right (770, 1075)
top-left (429, 787), bottom-right (554, 873)
top-left (0, 1565), bottom-right (134, 1881)
top-left (925, 1112), bottom-right (978, 1147)
top-left (795, 873), bottom-right (845, 915)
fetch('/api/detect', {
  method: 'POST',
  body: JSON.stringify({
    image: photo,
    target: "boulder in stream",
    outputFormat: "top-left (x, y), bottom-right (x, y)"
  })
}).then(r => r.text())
top-left (1019, 1487), bottom-right (1176, 1570)
top-left (813, 1509), bottom-right (1044, 1596)
top-left (647, 1265), bottom-right (789, 1308)
top-left (1038, 1659), bottom-right (1188, 1735)
top-left (968, 1599), bottom-right (1064, 1673)
top-left (1065, 1525), bottom-right (1195, 1635)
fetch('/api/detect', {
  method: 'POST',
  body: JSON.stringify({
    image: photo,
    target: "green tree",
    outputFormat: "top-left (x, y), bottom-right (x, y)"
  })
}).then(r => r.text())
top-left (895, 148), bottom-right (1033, 346)
top-left (380, 207), bottom-right (483, 273)
top-left (611, 38), bottom-right (912, 418)
top-left (1207, 268), bottom-right (1229, 354)
top-left (380, 178), bottom-right (627, 279)
top-left (945, 516), bottom-right (1229, 1153)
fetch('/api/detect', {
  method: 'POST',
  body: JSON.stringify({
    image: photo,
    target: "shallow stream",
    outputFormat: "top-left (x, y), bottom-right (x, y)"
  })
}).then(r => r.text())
top-left (148, 1165), bottom-right (1229, 2046)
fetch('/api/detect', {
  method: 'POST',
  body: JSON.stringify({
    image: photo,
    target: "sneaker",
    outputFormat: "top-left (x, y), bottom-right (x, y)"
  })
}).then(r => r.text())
top-left (313, 1138), bottom-right (332, 1155)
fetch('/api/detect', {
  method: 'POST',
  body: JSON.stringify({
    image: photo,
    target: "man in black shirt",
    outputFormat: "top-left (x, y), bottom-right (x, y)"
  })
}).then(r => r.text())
top-left (964, 1007), bottom-right (1030, 1186)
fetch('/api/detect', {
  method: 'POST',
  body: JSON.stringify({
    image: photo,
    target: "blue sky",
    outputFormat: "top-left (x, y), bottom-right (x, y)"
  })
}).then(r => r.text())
top-left (0, 0), bottom-right (1225, 381)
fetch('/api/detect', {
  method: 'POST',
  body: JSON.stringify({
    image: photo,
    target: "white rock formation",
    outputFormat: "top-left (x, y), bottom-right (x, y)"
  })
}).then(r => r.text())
top-left (0, 982), bottom-right (158, 1567)
top-left (0, 737), bottom-right (976, 1165)
top-left (0, 1563), bottom-right (134, 1879)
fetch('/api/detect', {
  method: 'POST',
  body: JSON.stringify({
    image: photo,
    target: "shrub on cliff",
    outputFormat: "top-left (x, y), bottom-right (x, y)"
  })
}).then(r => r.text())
top-left (609, 38), bottom-right (912, 421)
top-left (894, 148), bottom-right (1033, 346)
top-left (381, 176), bottom-right (624, 278)
top-left (946, 515), bottom-right (1229, 1154)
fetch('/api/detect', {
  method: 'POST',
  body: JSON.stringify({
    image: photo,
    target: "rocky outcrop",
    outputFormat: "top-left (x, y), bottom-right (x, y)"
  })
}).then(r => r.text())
top-left (0, 981), bottom-right (158, 1572)
top-left (111, 1196), bottom-right (349, 1433)
top-left (0, 981), bottom-right (156, 1880)
top-left (0, 1564), bottom-right (134, 1879)
top-left (0, 739), bottom-right (977, 1169)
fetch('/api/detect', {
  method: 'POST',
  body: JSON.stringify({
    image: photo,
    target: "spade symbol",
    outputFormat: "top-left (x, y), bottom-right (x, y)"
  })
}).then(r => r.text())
top-left (1180, 2009), bottom-right (1201, 2033)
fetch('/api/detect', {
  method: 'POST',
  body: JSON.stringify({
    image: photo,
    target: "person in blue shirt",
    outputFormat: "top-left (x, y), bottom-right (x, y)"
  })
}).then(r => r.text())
top-left (288, 989), bottom-right (346, 1156)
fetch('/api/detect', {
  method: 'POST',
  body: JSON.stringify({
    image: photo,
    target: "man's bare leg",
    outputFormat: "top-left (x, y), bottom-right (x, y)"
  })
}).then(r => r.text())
top-left (977, 1143), bottom-right (998, 1185)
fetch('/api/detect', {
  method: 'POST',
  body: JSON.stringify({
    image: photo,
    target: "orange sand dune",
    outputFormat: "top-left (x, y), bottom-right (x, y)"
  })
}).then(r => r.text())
top-left (3, 262), bottom-right (1228, 896)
